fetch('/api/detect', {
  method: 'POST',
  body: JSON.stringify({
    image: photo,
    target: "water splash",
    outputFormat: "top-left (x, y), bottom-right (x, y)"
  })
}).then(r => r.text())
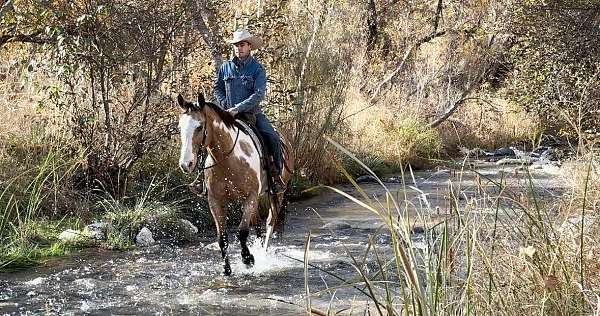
top-left (24, 277), bottom-right (46, 286)
top-left (230, 238), bottom-right (337, 276)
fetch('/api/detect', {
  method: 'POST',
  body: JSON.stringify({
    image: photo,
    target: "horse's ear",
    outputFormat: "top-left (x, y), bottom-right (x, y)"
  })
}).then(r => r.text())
top-left (197, 92), bottom-right (206, 109)
top-left (177, 94), bottom-right (185, 109)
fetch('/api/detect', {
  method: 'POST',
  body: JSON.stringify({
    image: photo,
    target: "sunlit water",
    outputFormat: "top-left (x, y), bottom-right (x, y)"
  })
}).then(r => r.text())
top-left (0, 162), bottom-right (566, 315)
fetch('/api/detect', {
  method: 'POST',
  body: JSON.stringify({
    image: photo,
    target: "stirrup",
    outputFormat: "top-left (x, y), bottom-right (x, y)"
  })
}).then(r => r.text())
top-left (271, 176), bottom-right (286, 194)
top-left (189, 179), bottom-right (207, 196)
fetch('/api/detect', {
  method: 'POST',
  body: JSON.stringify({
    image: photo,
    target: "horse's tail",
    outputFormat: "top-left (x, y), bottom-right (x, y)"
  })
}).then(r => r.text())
top-left (277, 190), bottom-right (291, 233)
top-left (263, 135), bottom-right (294, 249)
top-left (277, 136), bottom-right (294, 233)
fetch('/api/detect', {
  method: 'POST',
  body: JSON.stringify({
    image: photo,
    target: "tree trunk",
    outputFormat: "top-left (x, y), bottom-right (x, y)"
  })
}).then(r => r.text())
top-left (366, 0), bottom-right (378, 52)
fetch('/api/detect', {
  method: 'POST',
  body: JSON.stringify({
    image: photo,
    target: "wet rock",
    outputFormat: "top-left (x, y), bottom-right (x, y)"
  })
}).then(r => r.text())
top-left (205, 241), bottom-right (220, 251)
top-left (385, 176), bottom-right (402, 183)
top-left (83, 222), bottom-right (112, 241)
top-left (376, 233), bottom-right (392, 244)
top-left (58, 229), bottom-right (82, 242)
top-left (493, 147), bottom-right (516, 157)
top-left (24, 277), bottom-right (46, 286)
top-left (496, 158), bottom-right (535, 166)
top-left (530, 146), bottom-right (558, 162)
top-left (540, 148), bottom-right (557, 161)
top-left (532, 146), bottom-right (548, 157)
top-left (459, 146), bottom-right (488, 158)
top-left (135, 227), bottom-right (155, 247)
top-left (512, 148), bottom-right (529, 159)
top-left (180, 219), bottom-right (198, 235)
top-left (74, 278), bottom-right (95, 290)
top-left (411, 226), bottom-right (425, 234)
top-left (356, 175), bottom-right (378, 183)
top-left (321, 221), bottom-right (352, 230)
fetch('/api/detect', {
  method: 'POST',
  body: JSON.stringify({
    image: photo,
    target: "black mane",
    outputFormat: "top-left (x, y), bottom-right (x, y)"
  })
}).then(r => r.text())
top-left (205, 102), bottom-right (235, 127)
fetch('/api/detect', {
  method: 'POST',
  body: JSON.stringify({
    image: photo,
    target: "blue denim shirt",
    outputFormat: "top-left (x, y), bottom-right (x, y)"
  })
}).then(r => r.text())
top-left (214, 56), bottom-right (266, 114)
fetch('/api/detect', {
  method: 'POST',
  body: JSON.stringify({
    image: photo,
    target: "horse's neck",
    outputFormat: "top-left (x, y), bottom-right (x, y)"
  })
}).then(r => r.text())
top-left (205, 114), bottom-right (238, 162)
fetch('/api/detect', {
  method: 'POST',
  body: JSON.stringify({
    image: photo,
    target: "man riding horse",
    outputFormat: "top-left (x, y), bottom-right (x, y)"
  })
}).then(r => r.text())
top-left (213, 29), bottom-right (286, 193)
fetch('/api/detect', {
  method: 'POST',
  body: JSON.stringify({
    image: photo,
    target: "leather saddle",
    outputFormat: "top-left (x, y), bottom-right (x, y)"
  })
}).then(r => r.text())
top-left (234, 114), bottom-right (268, 167)
top-left (235, 113), bottom-right (284, 195)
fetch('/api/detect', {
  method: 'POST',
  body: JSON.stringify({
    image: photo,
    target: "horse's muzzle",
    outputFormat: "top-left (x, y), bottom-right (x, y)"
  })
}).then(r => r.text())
top-left (179, 160), bottom-right (195, 173)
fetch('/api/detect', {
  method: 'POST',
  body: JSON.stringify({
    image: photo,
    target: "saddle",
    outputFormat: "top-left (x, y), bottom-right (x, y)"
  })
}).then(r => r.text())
top-left (234, 113), bottom-right (280, 189)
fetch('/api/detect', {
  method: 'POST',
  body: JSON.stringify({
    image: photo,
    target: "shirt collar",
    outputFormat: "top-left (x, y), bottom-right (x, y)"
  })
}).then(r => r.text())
top-left (232, 56), bottom-right (253, 68)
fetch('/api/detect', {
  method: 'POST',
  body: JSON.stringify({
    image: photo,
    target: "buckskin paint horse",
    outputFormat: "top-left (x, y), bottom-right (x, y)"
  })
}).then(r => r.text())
top-left (176, 93), bottom-right (294, 276)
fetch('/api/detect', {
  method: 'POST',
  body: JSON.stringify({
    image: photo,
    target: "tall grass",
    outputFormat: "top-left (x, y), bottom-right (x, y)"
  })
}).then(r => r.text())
top-left (0, 141), bottom-right (84, 270)
top-left (97, 174), bottom-right (205, 249)
top-left (302, 137), bottom-right (599, 315)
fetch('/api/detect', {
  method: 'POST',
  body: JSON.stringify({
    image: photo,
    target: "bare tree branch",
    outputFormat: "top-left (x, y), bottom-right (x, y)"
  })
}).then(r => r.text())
top-left (192, 0), bottom-right (223, 73)
top-left (368, 30), bottom-right (446, 103)
top-left (432, 0), bottom-right (443, 33)
top-left (0, 32), bottom-right (50, 48)
top-left (296, 10), bottom-right (325, 96)
top-left (367, 0), bottom-right (445, 103)
top-left (366, 0), bottom-right (378, 52)
top-left (428, 74), bottom-right (485, 128)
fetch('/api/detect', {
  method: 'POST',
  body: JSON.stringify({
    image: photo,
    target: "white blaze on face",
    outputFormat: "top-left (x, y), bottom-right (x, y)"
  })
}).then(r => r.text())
top-left (179, 114), bottom-right (201, 171)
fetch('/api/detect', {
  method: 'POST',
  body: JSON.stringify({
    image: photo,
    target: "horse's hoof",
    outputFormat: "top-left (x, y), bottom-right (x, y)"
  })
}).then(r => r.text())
top-left (242, 254), bottom-right (255, 266)
top-left (223, 264), bottom-right (232, 276)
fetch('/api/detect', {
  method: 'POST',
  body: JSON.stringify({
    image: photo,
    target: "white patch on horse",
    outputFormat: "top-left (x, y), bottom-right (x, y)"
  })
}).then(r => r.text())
top-left (179, 114), bottom-right (201, 170)
top-left (205, 154), bottom-right (214, 169)
top-left (213, 120), bottom-right (263, 194)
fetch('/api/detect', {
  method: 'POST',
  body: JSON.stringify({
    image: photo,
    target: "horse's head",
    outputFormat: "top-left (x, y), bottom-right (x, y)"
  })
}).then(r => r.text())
top-left (177, 93), bottom-right (208, 173)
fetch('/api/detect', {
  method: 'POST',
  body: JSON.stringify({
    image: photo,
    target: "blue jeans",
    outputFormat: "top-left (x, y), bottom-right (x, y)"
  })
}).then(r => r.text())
top-left (255, 113), bottom-right (282, 173)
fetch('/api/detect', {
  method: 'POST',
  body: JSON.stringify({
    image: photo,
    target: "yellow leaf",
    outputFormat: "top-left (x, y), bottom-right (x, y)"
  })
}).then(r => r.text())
top-left (519, 245), bottom-right (536, 258)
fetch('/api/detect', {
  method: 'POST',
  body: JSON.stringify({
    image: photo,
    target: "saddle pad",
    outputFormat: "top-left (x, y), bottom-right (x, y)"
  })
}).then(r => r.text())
top-left (235, 119), bottom-right (264, 163)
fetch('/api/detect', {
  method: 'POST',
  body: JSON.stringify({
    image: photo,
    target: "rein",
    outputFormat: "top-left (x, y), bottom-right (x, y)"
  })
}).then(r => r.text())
top-left (194, 126), bottom-right (241, 172)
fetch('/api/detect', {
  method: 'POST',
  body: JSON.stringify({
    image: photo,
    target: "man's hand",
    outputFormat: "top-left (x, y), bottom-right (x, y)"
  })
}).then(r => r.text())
top-left (227, 108), bottom-right (239, 116)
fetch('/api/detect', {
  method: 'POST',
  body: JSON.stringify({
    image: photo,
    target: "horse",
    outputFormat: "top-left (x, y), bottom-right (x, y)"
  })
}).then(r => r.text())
top-left (176, 92), bottom-right (294, 276)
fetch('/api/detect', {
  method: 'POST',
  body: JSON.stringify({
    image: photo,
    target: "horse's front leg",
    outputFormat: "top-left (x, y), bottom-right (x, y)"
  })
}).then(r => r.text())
top-left (208, 196), bottom-right (231, 276)
top-left (239, 193), bottom-right (259, 267)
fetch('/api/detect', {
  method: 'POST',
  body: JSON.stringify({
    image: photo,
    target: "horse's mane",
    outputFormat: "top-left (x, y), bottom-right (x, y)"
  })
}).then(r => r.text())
top-left (205, 102), bottom-right (235, 127)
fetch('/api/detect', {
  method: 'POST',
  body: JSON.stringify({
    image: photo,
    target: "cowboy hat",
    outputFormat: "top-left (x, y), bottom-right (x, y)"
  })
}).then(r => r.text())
top-left (228, 29), bottom-right (263, 49)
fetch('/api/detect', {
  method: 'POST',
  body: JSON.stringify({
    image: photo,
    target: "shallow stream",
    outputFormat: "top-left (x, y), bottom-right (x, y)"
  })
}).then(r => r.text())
top-left (0, 161), bottom-right (567, 315)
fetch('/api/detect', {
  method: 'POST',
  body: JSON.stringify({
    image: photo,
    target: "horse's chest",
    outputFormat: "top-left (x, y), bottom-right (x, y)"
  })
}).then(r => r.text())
top-left (206, 169), bottom-right (259, 197)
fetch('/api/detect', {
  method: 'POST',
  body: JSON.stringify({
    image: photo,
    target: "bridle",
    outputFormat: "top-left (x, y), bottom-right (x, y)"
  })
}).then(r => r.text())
top-left (193, 122), bottom-right (241, 172)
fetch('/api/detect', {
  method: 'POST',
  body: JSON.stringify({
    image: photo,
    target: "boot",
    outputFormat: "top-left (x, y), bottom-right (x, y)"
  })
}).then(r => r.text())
top-left (272, 174), bottom-right (286, 194)
top-left (270, 164), bottom-right (286, 194)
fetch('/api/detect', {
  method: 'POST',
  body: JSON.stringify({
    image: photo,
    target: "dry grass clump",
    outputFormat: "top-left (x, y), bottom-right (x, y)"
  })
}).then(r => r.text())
top-left (558, 153), bottom-right (600, 215)
top-left (304, 141), bottom-right (600, 314)
top-left (460, 189), bottom-right (600, 315)
top-left (436, 97), bottom-right (540, 153)
top-left (0, 49), bottom-right (85, 218)
top-left (0, 53), bottom-right (39, 138)
top-left (343, 89), bottom-right (442, 170)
